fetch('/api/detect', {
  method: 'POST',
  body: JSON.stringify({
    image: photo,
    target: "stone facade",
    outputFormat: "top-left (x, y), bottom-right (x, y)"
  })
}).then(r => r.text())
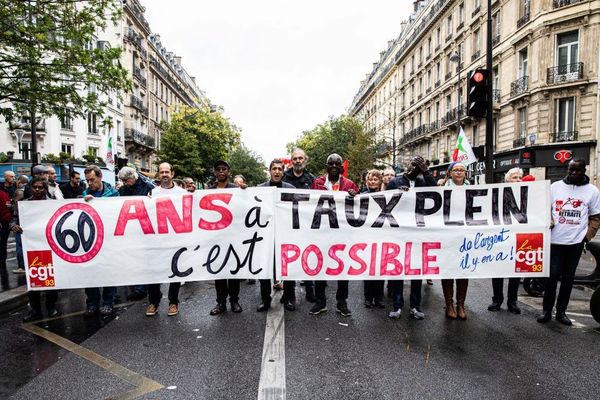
top-left (349, 0), bottom-right (599, 184)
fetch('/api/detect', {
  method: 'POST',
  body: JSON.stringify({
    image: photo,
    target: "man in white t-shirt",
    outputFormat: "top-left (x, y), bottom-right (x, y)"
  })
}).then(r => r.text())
top-left (538, 159), bottom-right (600, 325)
top-left (145, 162), bottom-right (188, 317)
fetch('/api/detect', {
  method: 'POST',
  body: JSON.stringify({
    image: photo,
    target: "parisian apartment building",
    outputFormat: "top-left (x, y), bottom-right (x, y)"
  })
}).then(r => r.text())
top-left (0, 0), bottom-right (208, 174)
top-left (349, 0), bottom-right (600, 184)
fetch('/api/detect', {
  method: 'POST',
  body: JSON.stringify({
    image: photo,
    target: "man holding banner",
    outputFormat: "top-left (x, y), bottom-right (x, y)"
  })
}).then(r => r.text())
top-left (209, 160), bottom-right (244, 316)
top-left (309, 153), bottom-right (358, 317)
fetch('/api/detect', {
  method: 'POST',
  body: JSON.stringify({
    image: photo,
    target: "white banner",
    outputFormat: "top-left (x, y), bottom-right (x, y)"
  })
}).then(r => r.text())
top-left (274, 181), bottom-right (551, 281)
top-left (20, 188), bottom-right (276, 290)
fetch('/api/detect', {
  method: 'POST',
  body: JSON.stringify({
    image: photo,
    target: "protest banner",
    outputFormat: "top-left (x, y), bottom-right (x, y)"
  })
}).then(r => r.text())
top-left (274, 181), bottom-right (551, 281)
top-left (20, 188), bottom-right (276, 290)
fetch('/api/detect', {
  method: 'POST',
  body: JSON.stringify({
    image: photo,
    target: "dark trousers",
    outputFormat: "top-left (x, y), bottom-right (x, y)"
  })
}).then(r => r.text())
top-left (148, 282), bottom-right (181, 306)
top-left (543, 242), bottom-right (584, 313)
top-left (390, 280), bottom-right (422, 310)
top-left (0, 223), bottom-right (10, 263)
top-left (363, 280), bottom-right (384, 302)
top-left (85, 287), bottom-right (116, 308)
top-left (260, 279), bottom-right (296, 303)
top-left (491, 278), bottom-right (520, 305)
top-left (215, 279), bottom-right (241, 304)
top-left (29, 290), bottom-right (58, 313)
top-left (315, 280), bottom-right (348, 306)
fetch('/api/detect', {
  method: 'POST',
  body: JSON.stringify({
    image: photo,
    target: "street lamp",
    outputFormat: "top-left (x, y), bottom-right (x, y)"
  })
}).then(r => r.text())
top-left (449, 48), bottom-right (462, 133)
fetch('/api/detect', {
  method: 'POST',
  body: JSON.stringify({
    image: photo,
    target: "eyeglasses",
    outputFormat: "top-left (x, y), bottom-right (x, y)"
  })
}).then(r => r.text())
top-left (31, 186), bottom-right (45, 190)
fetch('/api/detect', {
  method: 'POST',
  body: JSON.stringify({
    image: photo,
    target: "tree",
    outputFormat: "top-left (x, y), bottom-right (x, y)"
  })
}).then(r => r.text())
top-left (0, 0), bottom-right (131, 163)
top-left (287, 115), bottom-right (383, 181)
top-left (157, 105), bottom-right (241, 181)
top-left (228, 144), bottom-right (266, 186)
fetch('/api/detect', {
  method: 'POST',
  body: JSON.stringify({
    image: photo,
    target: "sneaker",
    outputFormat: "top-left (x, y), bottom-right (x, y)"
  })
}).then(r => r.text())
top-left (12, 267), bottom-right (25, 274)
top-left (22, 310), bottom-right (42, 323)
top-left (84, 306), bottom-right (98, 317)
top-left (145, 304), bottom-right (158, 316)
top-left (309, 304), bottom-right (327, 315)
top-left (336, 303), bottom-right (352, 317)
top-left (47, 308), bottom-right (61, 318)
top-left (388, 309), bottom-right (402, 319)
top-left (410, 308), bottom-right (425, 320)
top-left (167, 303), bottom-right (179, 316)
top-left (99, 305), bottom-right (113, 316)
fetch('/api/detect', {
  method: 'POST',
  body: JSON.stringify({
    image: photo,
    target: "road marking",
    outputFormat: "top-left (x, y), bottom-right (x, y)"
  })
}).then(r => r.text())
top-left (6, 257), bottom-right (16, 261)
top-left (258, 291), bottom-right (286, 400)
top-left (566, 311), bottom-right (594, 318)
top-left (21, 302), bottom-right (163, 400)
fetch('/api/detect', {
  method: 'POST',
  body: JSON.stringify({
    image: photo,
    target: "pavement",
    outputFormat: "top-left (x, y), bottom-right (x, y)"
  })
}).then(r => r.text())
top-left (1, 236), bottom-right (599, 400)
top-left (0, 235), bottom-right (28, 314)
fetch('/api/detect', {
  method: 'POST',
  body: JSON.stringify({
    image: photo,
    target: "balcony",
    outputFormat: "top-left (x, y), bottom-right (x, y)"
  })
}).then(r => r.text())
top-left (9, 118), bottom-right (46, 132)
top-left (510, 76), bottom-right (528, 97)
top-left (435, 44), bottom-right (441, 51)
top-left (446, 34), bottom-right (453, 43)
top-left (517, 11), bottom-right (530, 29)
top-left (426, 54), bottom-right (431, 61)
top-left (124, 28), bottom-right (147, 58)
top-left (125, 128), bottom-right (155, 148)
top-left (553, 0), bottom-right (583, 8)
top-left (130, 95), bottom-right (148, 116)
top-left (472, 6), bottom-right (481, 17)
top-left (492, 34), bottom-right (500, 47)
top-left (547, 62), bottom-right (584, 85)
top-left (133, 66), bottom-right (147, 86)
top-left (457, 22), bottom-right (464, 31)
top-left (426, 87), bottom-right (432, 94)
top-left (513, 137), bottom-right (526, 147)
top-left (434, 80), bottom-right (441, 88)
top-left (471, 50), bottom-right (481, 61)
top-left (552, 131), bottom-right (578, 142)
top-left (445, 72), bottom-right (453, 81)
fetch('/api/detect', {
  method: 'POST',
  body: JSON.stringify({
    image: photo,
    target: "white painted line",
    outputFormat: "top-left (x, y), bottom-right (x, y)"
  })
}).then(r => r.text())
top-left (258, 291), bottom-right (286, 400)
top-left (6, 257), bottom-right (16, 261)
top-left (566, 312), bottom-right (594, 318)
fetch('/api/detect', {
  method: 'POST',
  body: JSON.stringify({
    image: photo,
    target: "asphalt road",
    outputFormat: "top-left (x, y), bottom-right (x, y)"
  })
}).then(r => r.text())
top-left (1, 261), bottom-right (599, 400)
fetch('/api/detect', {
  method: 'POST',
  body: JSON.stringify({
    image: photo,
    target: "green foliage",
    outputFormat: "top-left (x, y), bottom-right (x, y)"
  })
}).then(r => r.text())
top-left (81, 154), bottom-right (97, 163)
top-left (229, 145), bottom-right (266, 186)
top-left (157, 105), bottom-right (241, 180)
top-left (0, 0), bottom-right (131, 121)
top-left (0, 152), bottom-right (8, 163)
top-left (59, 152), bottom-right (74, 162)
top-left (287, 115), bottom-right (383, 181)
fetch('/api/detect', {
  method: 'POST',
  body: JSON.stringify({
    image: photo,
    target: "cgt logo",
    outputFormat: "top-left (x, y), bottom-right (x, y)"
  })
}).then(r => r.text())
top-left (515, 233), bottom-right (544, 273)
top-left (26, 250), bottom-right (55, 288)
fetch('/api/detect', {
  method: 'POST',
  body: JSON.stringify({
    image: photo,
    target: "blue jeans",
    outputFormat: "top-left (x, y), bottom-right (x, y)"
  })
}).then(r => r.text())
top-left (85, 287), bottom-right (117, 308)
top-left (390, 280), bottom-right (422, 310)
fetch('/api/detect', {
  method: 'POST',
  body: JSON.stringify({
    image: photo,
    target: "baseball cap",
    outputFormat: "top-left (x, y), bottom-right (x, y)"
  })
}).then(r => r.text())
top-left (213, 160), bottom-right (230, 169)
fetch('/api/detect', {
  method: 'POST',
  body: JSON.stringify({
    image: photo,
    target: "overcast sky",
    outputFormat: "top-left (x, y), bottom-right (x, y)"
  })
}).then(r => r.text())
top-left (143, 0), bottom-right (411, 163)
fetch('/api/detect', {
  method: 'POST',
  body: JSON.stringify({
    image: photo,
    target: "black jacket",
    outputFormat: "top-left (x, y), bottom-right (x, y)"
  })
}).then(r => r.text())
top-left (387, 173), bottom-right (437, 189)
top-left (283, 168), bottom-right (315, 189)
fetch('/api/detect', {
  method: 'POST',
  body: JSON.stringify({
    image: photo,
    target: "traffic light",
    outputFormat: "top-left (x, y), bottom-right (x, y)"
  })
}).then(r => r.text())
top-left (466, 69), bottom-right (489, 118)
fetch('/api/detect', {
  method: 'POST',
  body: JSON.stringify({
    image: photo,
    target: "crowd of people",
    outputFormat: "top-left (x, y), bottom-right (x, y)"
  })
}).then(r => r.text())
top-left (1, 148), bottom-right (598, 327)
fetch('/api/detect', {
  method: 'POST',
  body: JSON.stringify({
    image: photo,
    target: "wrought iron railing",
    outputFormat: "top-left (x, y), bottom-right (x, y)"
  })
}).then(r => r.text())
top-left (517, 11), bottom-right (530, 29)
top-left (552, 131), bottom-right (577, 142)
top-left (471, 50), bottom-right (481, 61)
top-left (510, 76), bottom-right (528, 97)
top-left (553, 0), bottom-right (583, 8)
top-left (124, 128), bottom-right (155, 148)
top-left (492, 34), bottom-right (500, 47)
top-left (133, 66), bottom-right (147, 86)
top-left (546, 62), bottom-right (584, 85)
top-left (492, 89), bottom-right (501, 102)
top-left (513, 137), bottom-right (526, 147)
top-left (472, 6), bottom-right (481, 17)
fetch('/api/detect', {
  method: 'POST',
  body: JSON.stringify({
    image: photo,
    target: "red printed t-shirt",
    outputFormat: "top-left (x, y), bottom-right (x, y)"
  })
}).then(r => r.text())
top-left (551, 180), bottom-right (600, 245)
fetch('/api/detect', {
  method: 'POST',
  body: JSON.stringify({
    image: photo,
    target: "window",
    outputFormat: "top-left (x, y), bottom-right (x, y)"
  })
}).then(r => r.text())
top-left (428, 37), bottom-right (432, 55)
top-left (556, 31), bottom-right (579, 67)
top-left (492, 13), bottom-right (500, 38)
top-left (518, 48), bottom-right (528, 78)
top-left (555, 97), bottom-right (575, 134)
top-left (87, 147), bottom-right (98, 157)
top-left (435, 101), bottom-right (440, 120)
top-left (419, 77), bottom-right (423, 95)
top-left (472, 125), bottom-right (479, 147)
top-left (436, 62), bottom-right (441, 82)
top-left (473, 29), bottom-right (481, 53)
top-left (519, 0), bottom-right (530, 19)
top-left (60, 108), bottom-right (73, 130)
top-left (436, 27), bottom-right (441, 47)
top-left (427, 69), bottom-right (432, 89)
top-left (447, 16), bottom-right (453, 36)
top-left (459, 3), bottom-right (465, 25)
top-left (116, 120), bottom-right (122, 140)
top-left (446, 94), bottom-right (452, 112)
top-left (87, 112), bottom-right (98, 134)
top-left (518, 107), bottom-right (527, 138)
top-left (61, 144), bottom-right (73, 155)
top-left (474, 0), bottom-right (481, 9)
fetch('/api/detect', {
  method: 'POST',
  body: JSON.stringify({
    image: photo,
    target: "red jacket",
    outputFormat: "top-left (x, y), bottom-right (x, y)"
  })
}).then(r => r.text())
top-left (311, 175), bottom-right (359, 192)
top-left (0, 191), bottom-right (11, 223)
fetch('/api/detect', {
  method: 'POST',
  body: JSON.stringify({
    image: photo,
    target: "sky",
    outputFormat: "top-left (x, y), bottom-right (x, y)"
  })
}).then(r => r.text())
top-left (143, 0), bottom-right (412, 163)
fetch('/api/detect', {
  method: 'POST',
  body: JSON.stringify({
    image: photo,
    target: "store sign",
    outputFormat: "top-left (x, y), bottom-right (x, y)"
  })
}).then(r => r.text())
top-left (553, 149), bottom-right (573, 164)
top-left (519, 150), bottom-right (535, 166)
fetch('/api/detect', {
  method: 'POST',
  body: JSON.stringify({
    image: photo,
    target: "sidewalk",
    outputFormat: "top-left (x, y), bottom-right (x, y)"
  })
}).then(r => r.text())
top-left (0, 235), bottom-right (28, 314)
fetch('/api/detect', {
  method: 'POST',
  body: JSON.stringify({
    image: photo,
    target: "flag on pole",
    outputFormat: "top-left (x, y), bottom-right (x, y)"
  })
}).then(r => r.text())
top-left (106, 134), bottom-right (115, 171)
top-left (342, 159), bottom-right (349, 178)
top-left (452, 126), bottom-right (477, 165)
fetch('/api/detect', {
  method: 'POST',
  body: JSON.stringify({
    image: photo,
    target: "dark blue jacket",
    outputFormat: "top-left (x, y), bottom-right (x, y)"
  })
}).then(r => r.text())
top-left (119, 176), bottom-right (155, 196)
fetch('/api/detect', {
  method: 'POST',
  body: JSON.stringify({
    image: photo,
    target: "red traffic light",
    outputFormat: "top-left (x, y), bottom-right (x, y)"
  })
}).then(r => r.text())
top-left (472, 71), bottom-right (485, 83)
